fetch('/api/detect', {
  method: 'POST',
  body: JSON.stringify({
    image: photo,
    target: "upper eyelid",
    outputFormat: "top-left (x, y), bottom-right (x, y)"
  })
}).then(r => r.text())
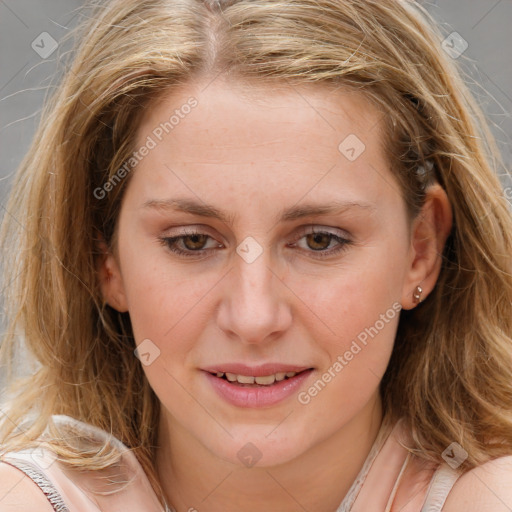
top-left (162, 224), bottom-right (349, 237)
top-left (162, 225), bottom-right (351, 247)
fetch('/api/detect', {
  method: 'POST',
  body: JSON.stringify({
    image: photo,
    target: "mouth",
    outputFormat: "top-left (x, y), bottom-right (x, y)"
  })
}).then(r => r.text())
top-left (206, 369), bottom-right (312, 387)
top-left (202, 366), bottom-right (315, 408)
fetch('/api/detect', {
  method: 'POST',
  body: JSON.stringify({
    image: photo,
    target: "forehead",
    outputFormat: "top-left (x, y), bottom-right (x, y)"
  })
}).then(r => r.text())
top-left (126, 77), bottom-right (398, 215)
top-left (137, 77), bottom-right (386, 150)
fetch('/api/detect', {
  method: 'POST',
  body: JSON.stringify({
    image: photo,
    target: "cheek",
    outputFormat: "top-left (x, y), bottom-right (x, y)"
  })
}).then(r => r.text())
top-left (118, 239), bottom-right (218, 350)
top-left (289, 236), bottom-right (406, 398)
top-left (296, 282), bottom-right (400, 414)
top-left (120, 257), bottom-right (220, 402)
top-left (293, 243), bottom-right (406, 337)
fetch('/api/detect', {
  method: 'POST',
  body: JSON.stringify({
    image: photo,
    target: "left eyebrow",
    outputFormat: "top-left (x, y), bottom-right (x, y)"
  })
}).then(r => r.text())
top-left (278, 201), bottom-right (376, 222)
top-left (142, 197), bottom-right (376, 227)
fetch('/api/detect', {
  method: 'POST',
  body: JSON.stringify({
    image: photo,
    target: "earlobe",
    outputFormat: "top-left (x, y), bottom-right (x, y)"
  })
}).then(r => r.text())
top-left (401, 184), bottom-right (453, 310)
top-left (96, 235), bottom-right (129, 313)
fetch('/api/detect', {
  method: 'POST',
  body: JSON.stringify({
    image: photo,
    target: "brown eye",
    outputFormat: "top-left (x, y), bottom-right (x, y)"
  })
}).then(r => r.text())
top-left (305, 232), bottom-right (332, 251)
top-left (159, 230), bottom-right (223, 258)
top-left (182, 233), bottom-right (209, 250)
top-left (290, 227), bottom-right (353, 259)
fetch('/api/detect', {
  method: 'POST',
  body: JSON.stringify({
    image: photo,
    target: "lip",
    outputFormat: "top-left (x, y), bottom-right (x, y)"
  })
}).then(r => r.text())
top-left (202, 363), bottom-right (311, 377)
top-left (203, 368), bottom-right (314, 408)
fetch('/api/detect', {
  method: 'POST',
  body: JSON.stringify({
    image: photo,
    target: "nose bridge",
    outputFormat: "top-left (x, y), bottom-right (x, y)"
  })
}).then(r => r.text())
top-left (248, 258), bottom-right (276, 297)
top-left (235, 246), bottom-right (279, 313)
top-left (216, 242), bottom-right (292, 343)
top-left (234, 234), bottom-right (279, 296)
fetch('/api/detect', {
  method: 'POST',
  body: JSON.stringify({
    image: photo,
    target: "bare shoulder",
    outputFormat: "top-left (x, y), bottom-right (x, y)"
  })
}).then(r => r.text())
top-left (0, 461), bottom-right (54, 511)
top-left (443, 455), bottom-right (512, 511)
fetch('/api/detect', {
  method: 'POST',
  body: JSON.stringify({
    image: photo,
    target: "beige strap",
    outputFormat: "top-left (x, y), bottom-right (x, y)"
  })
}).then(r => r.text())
top-left (384, 452), bottom-right (412, 512)
top-left (420, 463), bottom-right (462, 512)
top-left (1, 455), bottom-right (69, 512)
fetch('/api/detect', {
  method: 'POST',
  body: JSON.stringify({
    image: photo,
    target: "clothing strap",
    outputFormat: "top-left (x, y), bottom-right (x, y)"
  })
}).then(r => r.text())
top-left (420, 462), bottom-right (462, 512)
top-left (336, 419), bottom-right (396, 511)
top-left (384, 452), bottom-right (412, 511)
top-left (1, 454), bottom-right (69, 512)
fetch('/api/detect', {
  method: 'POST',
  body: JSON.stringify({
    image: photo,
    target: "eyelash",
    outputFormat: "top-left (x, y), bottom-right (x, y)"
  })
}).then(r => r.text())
top-left (158, 227), bottom-right (353, 260)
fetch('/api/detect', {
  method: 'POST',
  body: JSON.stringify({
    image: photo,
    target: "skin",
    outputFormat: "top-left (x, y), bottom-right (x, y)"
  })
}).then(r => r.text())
top-left (99, 76), bottom-right (452, 512)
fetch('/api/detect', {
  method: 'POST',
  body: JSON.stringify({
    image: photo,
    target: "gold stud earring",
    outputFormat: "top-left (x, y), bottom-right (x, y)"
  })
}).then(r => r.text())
top-left (412, 285), bottom-right (423, 304)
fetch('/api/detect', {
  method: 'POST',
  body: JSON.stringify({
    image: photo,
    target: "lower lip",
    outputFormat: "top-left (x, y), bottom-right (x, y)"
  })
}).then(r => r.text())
top-left (204, 369), bottom-right (314, 408)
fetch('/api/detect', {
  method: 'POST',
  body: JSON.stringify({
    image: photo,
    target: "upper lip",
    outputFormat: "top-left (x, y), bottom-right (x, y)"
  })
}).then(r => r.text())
top-left (202, 363), bottom-right (312, 377)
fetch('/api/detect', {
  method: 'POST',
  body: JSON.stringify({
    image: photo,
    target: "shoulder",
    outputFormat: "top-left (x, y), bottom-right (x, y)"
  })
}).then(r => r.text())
top-left (0, 461), bottom-right (54, 511)
top-left (443, 455), bottom-right (512, 511)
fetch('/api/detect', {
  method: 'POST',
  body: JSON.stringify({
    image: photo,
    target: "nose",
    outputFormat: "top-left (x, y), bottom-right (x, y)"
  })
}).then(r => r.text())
top-left (215, 247), bottom-right (293, 345)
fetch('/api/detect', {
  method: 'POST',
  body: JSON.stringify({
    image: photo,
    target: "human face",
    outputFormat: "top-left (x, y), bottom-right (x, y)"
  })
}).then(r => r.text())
top-left (108, 77), bottom-right (413, 467)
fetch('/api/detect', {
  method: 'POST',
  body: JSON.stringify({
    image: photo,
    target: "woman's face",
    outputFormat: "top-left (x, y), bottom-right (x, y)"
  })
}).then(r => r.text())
top-left (103, 78), bottom-right (420, 467)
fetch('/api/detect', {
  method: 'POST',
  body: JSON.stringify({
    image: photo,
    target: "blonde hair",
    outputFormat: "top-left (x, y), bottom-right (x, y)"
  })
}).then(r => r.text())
top-left (1, 0), bottom-right (512, 504)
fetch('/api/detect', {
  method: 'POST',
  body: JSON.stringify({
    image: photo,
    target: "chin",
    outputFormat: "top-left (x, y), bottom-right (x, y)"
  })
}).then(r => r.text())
top-left (205, 425), bottom-right (312, 469)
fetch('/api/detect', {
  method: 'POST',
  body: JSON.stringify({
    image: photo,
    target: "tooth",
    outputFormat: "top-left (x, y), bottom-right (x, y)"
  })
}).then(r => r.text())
top-left (285, 371), bottom-right (297, 378)
top-left (255, 374), bottom-right (276, 385)
top-left (237, 375), bottom-right (255, 384)
top-left (275, 372), bottom-right (287, 381)
top-left (225, 372), bottom-right (237, 382)
top-left (216, 372), bottom-right (224, 378)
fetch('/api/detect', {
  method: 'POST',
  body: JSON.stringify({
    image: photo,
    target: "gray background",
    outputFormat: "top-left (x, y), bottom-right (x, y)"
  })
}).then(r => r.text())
top-left (0, 1), bottom-right (511, 385)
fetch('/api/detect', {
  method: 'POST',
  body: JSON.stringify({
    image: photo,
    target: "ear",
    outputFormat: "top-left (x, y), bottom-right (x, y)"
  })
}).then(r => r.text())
top-left (96, 233), bottom-right (129, 313)
top-left (401, 184), bottom-right (453, 310)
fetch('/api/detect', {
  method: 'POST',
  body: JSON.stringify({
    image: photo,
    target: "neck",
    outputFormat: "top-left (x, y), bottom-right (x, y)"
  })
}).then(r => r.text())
top-left (156, 394), bottom-right (384, 512)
